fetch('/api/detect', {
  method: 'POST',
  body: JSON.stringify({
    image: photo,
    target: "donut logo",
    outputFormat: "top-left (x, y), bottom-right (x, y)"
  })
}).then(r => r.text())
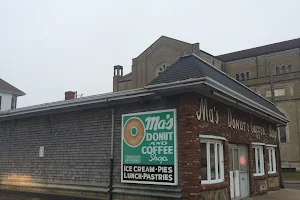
top-left (123, 117), bottom-right (145, 147)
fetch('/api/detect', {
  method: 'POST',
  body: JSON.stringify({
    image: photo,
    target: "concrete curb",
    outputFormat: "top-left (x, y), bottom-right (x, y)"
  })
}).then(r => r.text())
top-left (284, 181), bottom-right (300, 184)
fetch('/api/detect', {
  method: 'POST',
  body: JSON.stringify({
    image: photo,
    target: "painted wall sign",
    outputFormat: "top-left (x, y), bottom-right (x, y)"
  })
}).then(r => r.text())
top-left (196, 98), bottom-right (219, 124)
top-left (196, 98), bottom-right (277, 139)
top-left (228, 108), bottom-right (266, 139)
top-left (121, 109), bottom-right (178, 185)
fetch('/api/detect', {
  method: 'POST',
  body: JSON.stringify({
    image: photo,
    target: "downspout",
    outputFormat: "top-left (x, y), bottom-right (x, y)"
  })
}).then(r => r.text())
top-left (269, 63), bottom-right (284, 189)
top-left (109, 108), bottom-right (115, 200)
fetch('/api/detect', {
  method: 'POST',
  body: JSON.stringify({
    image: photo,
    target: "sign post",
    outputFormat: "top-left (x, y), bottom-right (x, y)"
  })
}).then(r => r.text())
top-left (121, 109), bottom-right (177, 185)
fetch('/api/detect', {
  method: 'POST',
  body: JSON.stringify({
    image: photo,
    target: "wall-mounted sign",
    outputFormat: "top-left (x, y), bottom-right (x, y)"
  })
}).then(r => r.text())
top-left (121, 109), bottom-right (178, 185)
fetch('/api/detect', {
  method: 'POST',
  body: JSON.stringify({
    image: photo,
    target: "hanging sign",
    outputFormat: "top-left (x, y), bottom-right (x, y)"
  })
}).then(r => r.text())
top-left (121, 109), bottom-right (178, 185)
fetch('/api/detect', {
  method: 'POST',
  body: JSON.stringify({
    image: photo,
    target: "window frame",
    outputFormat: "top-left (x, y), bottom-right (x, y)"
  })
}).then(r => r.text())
top-left (252, 145), bottom-right (265, 177)
top-left (267, 146), bottom-right (276, 174)
top-left (200, 139), bottom-right (224, 184)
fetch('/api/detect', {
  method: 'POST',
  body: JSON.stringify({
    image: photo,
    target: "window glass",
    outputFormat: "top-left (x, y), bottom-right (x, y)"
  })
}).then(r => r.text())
top-left (282, 66), bottom-right (286, 74)
top-left (241, 73), bottom-right (245, 81)
top-left (239, 145), bottom-right (248, 171)
top-left (229, 149), bottom-right (233, 171)
top-left (210, 144), bottom-right (215, 180)
top-left (236, 74), bottom-right (240, 81)
top-left (288, 65), bottom-right (292, 73)
top-left (253, 146), bottom-right (264, 176)
top-left (280, 126), bottom-right (286, 143)
top-left (217, 144), bottom-right (221, 180)
top-left (257, 148), bottom-right (261, 173)
top-left (276, 67), bottom-right (280, 75)
top-left (201, 140), bottom-right (224, 184)
top-left (246, 72), bottom-right (250, 80)
top-left (252, 148), bottom-right (256, 174)
top-left (267, 149), bottom-right (271, 172)
top-left (201, 143), bottom-right (207, 181)
top-left (234, 149), bottom-right (239, 170)
top-left (267, 147), bottom-right (276, 174)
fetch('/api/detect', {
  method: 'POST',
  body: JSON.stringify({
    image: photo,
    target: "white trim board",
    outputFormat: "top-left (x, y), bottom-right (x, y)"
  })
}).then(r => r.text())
top-left (199, 135), bottom-right (226, 141)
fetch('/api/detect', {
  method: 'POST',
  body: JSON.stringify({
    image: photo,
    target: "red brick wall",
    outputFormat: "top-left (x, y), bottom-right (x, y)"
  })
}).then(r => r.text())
top-left (179, 92), bottom-right (280, 199)
top-left (179, 93), bottom-right (201, 199)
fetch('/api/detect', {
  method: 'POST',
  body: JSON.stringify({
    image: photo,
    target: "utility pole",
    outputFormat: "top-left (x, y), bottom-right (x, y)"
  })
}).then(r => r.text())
top-left (269, 63), bottom-right (284, 188)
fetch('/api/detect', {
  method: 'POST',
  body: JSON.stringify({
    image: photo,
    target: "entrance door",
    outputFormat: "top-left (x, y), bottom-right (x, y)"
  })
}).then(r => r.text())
top-left (229, 145), bottom-right (240, 199)
top-left (229, 144), bottom-right (249, 199)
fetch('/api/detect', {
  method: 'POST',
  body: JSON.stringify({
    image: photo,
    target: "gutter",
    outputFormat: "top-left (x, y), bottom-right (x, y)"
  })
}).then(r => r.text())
top-left (146, 77), bottom-right (288, 124)
top-left (204, 78), bottom-right (289, 123)
top-left (145, 77), bottom-right (206, 90)
top-left (0, 89), bottom-right (155, 119)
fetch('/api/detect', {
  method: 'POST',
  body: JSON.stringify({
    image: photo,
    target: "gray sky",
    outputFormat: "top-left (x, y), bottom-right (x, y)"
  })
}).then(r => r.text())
top-left (1, 0), bottom-right (299, 108)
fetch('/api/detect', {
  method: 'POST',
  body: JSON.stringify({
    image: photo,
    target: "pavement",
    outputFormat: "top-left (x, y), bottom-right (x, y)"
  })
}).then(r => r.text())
top-left (245, 189), bottom-right (300, 200)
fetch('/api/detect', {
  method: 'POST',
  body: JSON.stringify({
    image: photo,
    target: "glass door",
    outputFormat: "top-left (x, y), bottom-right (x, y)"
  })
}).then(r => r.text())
top-left (229, 145), bottom-right (240, 199)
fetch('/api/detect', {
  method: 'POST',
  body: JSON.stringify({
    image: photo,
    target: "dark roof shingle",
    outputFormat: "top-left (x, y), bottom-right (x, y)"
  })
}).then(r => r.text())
top-left (217, 38), bottom-right (300, 62)
top-left (0, 78), bottom-right (25, 96)
top-left (148, 54), bottom-right (284, 116)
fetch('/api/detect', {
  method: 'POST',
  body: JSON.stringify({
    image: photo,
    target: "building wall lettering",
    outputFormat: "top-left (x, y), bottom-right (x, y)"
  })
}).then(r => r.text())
top-left (228, 109), bottom-right (266, 138)
top-left (196, 98), bottom-right (277, 139)
top-left (196, 98), bottom-right (219, 124)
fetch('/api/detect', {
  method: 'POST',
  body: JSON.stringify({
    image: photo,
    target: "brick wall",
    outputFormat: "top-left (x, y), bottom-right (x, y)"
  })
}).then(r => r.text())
top-left (178, 92), bottom-right (280, 199)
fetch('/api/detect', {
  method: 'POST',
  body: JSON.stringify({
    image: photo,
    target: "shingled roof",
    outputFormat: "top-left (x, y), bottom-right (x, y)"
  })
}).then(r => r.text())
top-left (148, 54), bottom-right (284, 117)
top-left (217, 38), bottom-right (300, 62)
top-left (0, 78), bottom-right (25, 96)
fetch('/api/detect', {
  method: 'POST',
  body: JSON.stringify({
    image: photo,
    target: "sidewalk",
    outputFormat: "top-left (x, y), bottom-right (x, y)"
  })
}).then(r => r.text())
top-left (245, 189), bottom-right (300, 200)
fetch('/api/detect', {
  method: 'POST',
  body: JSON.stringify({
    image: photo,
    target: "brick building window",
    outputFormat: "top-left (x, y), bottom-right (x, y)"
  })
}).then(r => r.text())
top-left (241, 73), bottom-right (245, 81)
top-left (252, 145), bottom-right (264, 176)
top-left (236, 74), bottom-right (240, 81)
top-left (282, 66), bottom-right (287, 74)
top-left (276, 67), bottom-right (280, 75)
top-left (200, 139), bottom-right (224, 184)
top-left (246, 72), bottom-right (250, 80)
top-left (288, 65), bottom-right (292, 73)
top-left (267, 146), bottom-right (276, 174)
top-left (276, 65), bottom-right (292, 75)
top-left (279, 126), bottom-right (287, 143)
top-left (266, 89), bottom-right (285, 98)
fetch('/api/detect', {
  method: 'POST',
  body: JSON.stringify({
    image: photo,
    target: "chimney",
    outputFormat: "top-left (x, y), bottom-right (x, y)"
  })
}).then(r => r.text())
top-left (114, 65), bottom-right (123, 77)
top-left (65, 91), bottom-right (77, 100)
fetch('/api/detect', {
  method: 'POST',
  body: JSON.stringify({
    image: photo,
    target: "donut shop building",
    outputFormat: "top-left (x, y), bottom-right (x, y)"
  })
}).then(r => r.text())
top-left (0, 54), bottom-right (288, 200)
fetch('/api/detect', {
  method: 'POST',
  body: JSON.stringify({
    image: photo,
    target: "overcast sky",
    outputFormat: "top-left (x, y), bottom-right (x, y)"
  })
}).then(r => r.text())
top-left (1, 0), bottom-right (299, 108)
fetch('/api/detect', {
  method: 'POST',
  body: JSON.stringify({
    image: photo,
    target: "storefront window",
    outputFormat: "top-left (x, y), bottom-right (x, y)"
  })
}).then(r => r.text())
top-left (267, 146), bottom-right (276, 174)
top-left (252, 145), bottom-right (264, 176)
top-left (200, 140), bottom-right (224, 184)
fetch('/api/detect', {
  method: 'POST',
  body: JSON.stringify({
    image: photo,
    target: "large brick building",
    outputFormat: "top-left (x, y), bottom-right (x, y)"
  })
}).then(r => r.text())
top-left (113, 36), bottom-right (300, 171)
top-left (0, 53), bottom-right (288, 199)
